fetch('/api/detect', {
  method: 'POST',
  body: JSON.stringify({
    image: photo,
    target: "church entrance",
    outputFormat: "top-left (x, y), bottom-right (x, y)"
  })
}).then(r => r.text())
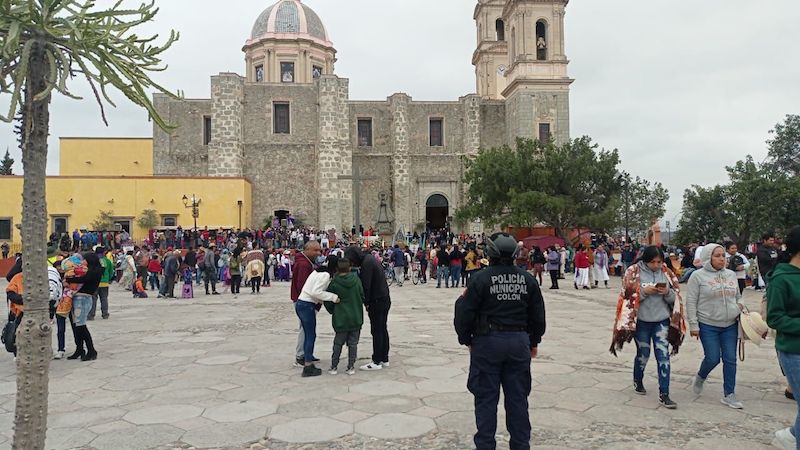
top-left (425, 194), bottom-right (449, 230)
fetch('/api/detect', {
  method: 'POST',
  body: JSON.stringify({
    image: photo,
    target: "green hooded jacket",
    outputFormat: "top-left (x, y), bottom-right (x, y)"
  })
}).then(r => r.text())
top-left (324, 272), bottom-right (365, 333)
top-left (767, 263), bottom-right (800, 353)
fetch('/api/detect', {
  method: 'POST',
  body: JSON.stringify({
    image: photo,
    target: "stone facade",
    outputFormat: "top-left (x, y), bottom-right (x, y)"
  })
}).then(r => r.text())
top-left (151, 0), bottom-right (574, 234)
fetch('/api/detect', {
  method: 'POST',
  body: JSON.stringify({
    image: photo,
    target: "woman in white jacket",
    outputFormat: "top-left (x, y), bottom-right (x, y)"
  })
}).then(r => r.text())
top-left (296, 255), bottom-right (339, 377)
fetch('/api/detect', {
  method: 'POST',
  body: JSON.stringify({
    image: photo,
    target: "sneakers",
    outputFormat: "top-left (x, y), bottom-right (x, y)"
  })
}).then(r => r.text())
top-left (721, 393), bottom-right (743, 409)
top-left (360, 362), bottom-right (383, 371)
top-left (773, 427), bottom-right (796, 450)
top-left (346, 367), bottom-right (356, 375)
top-left (633, 380), bottom-right (646, 395)
top-left (293, 357), bottom-right (304, 368)
top-left (381, 361), bottom-right (390, 368)
top-left (328, 368), bottom-right (338, 375)
top-left (301, 365), bottom-right (322, 378)
top-left (53, 351), bottom-right (65, 360)
top-left (659, 393), bottom-right (677, 409)
top-left (692, 375), bottom-right (705, 395)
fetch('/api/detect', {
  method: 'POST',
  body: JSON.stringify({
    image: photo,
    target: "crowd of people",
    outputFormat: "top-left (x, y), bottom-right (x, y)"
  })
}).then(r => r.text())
top-left (5, 221), bottom-right (800, 450)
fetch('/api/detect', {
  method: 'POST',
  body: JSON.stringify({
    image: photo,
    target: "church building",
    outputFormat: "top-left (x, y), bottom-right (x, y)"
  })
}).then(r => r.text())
top-left (153, 0), bottom-right (574, 233)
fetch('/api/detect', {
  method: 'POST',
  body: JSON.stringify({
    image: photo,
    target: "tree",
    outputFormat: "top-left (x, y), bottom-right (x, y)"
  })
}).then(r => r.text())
top-left (618, 173), bottom-right (669, 240)
top-left (0, 2), bottom-right (179, 447)
top-left (766, 114), bottom-right (800, 176)
top-left (674, 185), bottom-right (728, 246)
top-left (673, 156), bottom-right (800, 247)
top-left (0, 148), bottom-right (14, 175)
top-left (458, 137), bottom-right (624, 242)
top-left (90, 211), bottom-right (115, 232)
top-left (136, 209), bottom-right (159, 230)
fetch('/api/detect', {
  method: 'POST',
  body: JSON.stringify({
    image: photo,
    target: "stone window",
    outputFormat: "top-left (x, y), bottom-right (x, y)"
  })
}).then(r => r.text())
top-left (274, 102), bottom-right (290, 134)
top-left (281, 62), bottom-right (295, 83)
top-left (52, 216), bottom-right (68, 236)
top-left (496, 19), bottom-right (505, 41)
top-left (312, 65), bottom-right (323, 79)
top-left (536, 20), bottom-right (547, 61)
top-left (161, 215), bottom-right (177, 227)
top-left (430, 118), bottom-right (444, 147)
top-left (255, 64), bottom-right (265, 82)
top-left (357, 119), bottom-right (373, 147)
top-left (539, 123), bottom-right (551, 143)
top-left (0, 218), bottom-right (12, 240)
top-left (203, 116), bottom-right (212, 145)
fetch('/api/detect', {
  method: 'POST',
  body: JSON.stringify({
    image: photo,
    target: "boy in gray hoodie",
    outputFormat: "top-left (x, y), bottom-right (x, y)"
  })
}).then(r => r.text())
top-left (686, 243), bottom-right (744, 409)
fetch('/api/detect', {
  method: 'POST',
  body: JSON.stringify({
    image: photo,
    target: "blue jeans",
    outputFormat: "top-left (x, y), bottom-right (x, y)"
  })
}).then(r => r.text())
top-left (468, 331), bottom-right (531, 450)
top-left (697, 322), bottom-right (738, 396)
top-left (295, 301), bottom-right (317, 363)
top-left (778, 351), bottom-right (800, 444)
top-left (633, 319), bottom-right (671, 395)
top-left (450, 265), bottom-right (461, 287)
top-left (437, 266), bottom-right (450, 287)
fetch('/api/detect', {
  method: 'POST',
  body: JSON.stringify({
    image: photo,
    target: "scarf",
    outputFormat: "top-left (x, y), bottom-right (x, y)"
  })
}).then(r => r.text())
top-left (610, 264), bottom-right (686, 356)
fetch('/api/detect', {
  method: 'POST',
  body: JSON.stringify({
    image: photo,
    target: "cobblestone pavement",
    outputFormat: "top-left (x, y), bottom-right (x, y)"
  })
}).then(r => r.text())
top-left (0, 276), bottom-right (793, 449)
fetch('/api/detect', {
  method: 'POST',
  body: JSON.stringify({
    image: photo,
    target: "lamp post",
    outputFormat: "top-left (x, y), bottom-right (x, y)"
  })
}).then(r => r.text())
top-left (182, 194), bottom-right (201, 234)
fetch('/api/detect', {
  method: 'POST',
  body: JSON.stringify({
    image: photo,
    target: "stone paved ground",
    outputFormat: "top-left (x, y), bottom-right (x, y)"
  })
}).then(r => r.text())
top-left (0, 276), bottom-right (794, 450)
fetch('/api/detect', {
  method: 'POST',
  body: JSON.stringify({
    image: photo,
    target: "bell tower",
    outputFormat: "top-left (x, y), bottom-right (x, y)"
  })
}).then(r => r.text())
top-left (501, 0), bottom-right (573, 145)
top-left (473, 0), bottom-right (509, 100)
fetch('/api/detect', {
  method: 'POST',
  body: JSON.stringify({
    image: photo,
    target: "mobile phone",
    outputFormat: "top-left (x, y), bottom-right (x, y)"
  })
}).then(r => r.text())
top-left (655, 282), bottom-right (667, 288)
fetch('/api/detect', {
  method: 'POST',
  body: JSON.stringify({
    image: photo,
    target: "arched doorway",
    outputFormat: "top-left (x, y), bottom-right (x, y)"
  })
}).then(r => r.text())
top-left (425, 194), bottom-right (449, 230)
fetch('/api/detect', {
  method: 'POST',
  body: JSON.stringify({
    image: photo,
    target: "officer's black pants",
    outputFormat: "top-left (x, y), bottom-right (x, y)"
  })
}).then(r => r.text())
top-left (468, 331), bottom-right (532, 450)
top-left (367, 300), bottom-right (391, 364)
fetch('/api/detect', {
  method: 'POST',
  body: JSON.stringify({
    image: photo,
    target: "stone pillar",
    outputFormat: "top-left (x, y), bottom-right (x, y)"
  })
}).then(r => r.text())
top-left (317, 76), bottom-right (352, 231)
top-left (152, 93), bottom-right (171, 175)
top-left (208, 73), bottom-right (244, 177)
top-left (390, 93), bottom-right (411, 233)
top-left (462, 94), bottom-right (482, 156)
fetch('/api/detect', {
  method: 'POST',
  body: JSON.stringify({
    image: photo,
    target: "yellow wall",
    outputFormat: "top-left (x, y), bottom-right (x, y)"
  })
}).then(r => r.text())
top-left (0, 176), bottom-right (253, 244)
top-left (59, 138), bottom-right (153, 177)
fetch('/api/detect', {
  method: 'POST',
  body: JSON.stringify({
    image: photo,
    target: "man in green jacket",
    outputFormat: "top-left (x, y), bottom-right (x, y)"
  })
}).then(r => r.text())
top-left (324, 259), bottom-right (365, 375)
top-left (89, 246), bottom-right (116, 320)
top-left (767, 226), bottom-right (800, 450)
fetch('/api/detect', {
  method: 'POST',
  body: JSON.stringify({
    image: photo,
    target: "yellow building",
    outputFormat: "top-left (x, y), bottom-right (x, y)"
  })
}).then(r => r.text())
top-left (0, 138), bottom-right (252, 246)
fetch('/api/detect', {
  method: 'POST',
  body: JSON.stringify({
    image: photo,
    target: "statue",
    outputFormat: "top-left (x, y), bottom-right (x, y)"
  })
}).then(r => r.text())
top-left (374, 192), bottom-right (395, 236)
top-left (537, 37), bottom-right (547, 49)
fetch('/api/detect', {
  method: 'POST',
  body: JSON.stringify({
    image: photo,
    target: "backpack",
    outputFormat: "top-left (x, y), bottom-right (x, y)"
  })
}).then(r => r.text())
top-left (2, 313), bottom-right (17, 354)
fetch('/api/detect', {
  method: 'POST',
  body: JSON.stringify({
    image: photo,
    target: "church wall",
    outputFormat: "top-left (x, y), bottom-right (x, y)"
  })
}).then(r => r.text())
top-left (241, 83), bottom-right (319, 146)
top-left (353, 155), bottom-right (393, 231)
top-left (152, 95), bottom-right (211, 176)
top-left (242, 143), bottom-right (318, 228)
top-left (480, 101), bottom-right (507, 150)
top-left (240, 82), bottom-right (321, 228)
top-left (405, 102), bottom-right (466, 156)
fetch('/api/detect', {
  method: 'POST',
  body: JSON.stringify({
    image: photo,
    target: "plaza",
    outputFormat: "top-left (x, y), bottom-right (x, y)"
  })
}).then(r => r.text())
top-left (0, 278), bottom-right (793, 450)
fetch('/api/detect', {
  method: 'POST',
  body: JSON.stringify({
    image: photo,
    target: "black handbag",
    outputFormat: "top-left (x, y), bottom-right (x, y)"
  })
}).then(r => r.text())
top-left (1, 315), bottom-right (17, 354)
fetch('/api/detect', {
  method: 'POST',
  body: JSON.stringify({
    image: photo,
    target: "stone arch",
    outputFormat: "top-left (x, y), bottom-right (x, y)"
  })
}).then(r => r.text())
top-left (425, 193), bottom-right (450, 230)
top-left (495, 18), bottom-right (505, 41)
top-left (535, 19), bottom-right (548, 61)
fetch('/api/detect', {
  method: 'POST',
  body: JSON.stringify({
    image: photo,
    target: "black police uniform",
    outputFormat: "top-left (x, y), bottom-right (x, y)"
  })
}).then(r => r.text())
top-left (454, 264), bottom-right (546, 450)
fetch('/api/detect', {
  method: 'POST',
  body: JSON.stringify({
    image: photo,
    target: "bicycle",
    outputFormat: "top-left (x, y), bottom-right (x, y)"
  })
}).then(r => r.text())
top-left (382, 261), bottom-right (395, 286)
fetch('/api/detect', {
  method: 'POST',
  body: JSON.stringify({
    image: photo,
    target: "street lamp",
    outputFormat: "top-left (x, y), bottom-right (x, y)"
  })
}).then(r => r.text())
top-left (182, 194), bottom-right (201, 233)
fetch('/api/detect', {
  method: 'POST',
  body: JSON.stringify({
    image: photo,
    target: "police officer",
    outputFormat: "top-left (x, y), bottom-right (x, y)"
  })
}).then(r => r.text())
top-left (455, 232), bottom-right (546, 450)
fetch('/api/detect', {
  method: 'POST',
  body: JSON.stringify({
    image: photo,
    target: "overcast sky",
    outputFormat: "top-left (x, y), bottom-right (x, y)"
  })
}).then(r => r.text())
top-left (2, 0), bottom-right (799, 229)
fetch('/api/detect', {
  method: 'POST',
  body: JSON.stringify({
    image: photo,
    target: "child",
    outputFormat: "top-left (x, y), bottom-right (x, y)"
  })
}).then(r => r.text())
top-left (132, 276), bottom-right (148, 298)
top-left (182, 267), bottom-right (194, 299)
top-left (324, 259), bottom-right (365, 375)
